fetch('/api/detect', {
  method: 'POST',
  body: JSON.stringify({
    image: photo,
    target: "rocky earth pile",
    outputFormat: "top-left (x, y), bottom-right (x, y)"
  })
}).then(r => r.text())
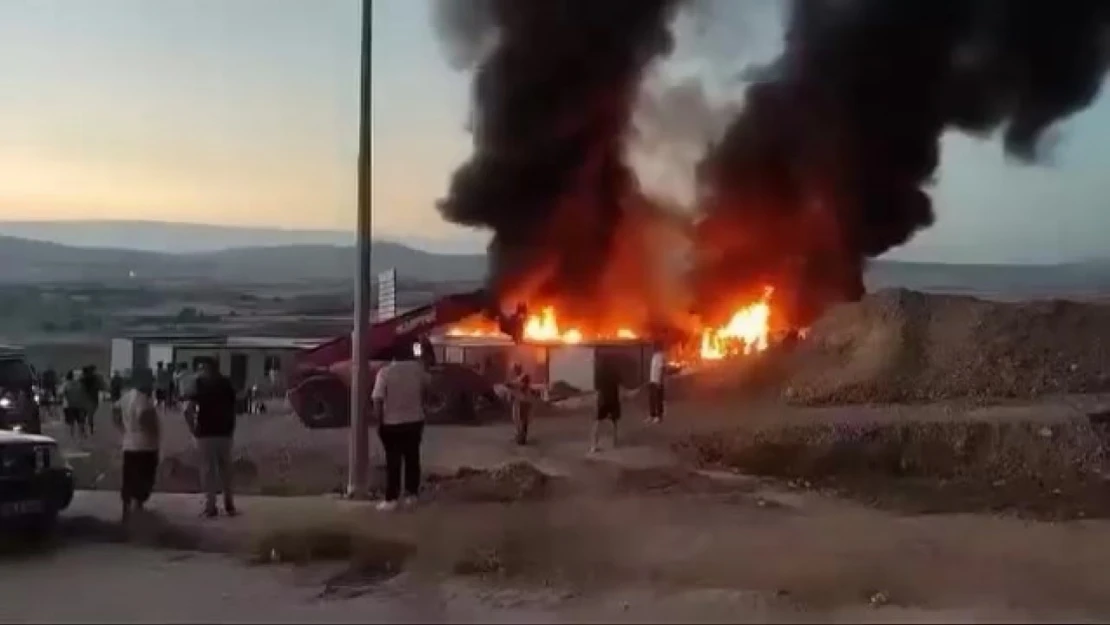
top-left (782, 289), bottom-right (1110, 404)
top-left (675, 417), bottom-right (1110, 520)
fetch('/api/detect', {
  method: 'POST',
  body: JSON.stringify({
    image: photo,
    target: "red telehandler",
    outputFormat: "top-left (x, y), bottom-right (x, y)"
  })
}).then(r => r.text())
top-left (285, 289), bottom-right (526, 429)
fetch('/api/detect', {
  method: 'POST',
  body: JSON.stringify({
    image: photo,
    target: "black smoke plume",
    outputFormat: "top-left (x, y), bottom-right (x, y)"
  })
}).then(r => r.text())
top-left (695, 0), bottom-right (1110, 328)
top-left (433, 0), bottom-right (686, 308)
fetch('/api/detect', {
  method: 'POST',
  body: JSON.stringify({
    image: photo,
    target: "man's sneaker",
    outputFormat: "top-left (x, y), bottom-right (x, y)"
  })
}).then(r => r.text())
top-left (402, 495), bottom-right (419, 508)
top-left (200, 508), bottom-right (218, 519)
top-left (376, 500), bottom-right (398, 512)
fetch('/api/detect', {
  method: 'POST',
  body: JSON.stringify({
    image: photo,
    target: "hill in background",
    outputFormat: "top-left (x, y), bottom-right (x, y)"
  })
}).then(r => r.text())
top-left (1, 220), bottom-right (1110, 298)
top-left (0, 219), bottom-right (487, 255)
top-left (0, 234), bottom-right (485, 285)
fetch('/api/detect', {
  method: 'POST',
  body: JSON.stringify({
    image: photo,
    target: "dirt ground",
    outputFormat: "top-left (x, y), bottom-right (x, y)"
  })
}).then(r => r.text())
top-left (20, 393), bottom-right (1110, 621)
top-left (50, 391), bottom-right (1110, 517)
top-left (6, 541), bottom-right (1075, 624)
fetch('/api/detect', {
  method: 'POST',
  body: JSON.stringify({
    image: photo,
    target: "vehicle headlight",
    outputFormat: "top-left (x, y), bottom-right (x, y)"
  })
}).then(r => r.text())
top-left (0, 396), bottom-right (12, 410)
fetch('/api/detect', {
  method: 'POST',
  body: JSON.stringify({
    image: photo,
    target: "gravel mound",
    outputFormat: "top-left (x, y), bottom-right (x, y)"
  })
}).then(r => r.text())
top-left (675, 418), bottom-right (1110, 519)
top-left (678, 419), bottom-right (1107, 482)
top-left (783, 289), bottom-right (1110, 404)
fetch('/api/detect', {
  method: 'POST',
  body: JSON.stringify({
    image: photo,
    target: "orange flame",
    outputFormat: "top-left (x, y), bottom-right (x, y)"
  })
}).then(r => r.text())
top-left (446, 287), bottom-right (777, 364)
top-left (447, 306), bottom-right (638, 344)
top-left (698, 286), bottom-right (774, 360)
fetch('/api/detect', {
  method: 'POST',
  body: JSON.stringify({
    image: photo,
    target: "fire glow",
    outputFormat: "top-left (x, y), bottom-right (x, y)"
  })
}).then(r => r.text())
top-left (447, 306), bottom-right (639, 344)
top-left (446, 287), bottom-right (776, 364)
top-left (698, 286), bottom-right (774, 361)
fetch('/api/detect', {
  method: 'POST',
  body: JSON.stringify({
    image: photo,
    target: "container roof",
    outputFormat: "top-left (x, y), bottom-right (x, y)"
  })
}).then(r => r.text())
top-left (433, 336), bottom-right (649, 348)
top-left (227, 336), bottom-right (329, 350)
top-left (121, 334), bottom-right (328, 350)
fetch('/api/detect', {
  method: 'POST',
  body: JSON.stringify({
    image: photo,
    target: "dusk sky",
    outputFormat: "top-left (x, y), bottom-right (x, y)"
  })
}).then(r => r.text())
top-left (2, 0), bottom-right (1110, 263)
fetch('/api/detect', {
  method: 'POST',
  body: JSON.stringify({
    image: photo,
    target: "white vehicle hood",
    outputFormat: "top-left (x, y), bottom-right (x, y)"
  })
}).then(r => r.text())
top-left (0, 429), bottom-right (55, 445)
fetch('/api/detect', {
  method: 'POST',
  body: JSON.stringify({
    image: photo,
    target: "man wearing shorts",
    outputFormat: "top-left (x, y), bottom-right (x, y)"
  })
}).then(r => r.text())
top-left (590, 359), bottom-right (622, 453)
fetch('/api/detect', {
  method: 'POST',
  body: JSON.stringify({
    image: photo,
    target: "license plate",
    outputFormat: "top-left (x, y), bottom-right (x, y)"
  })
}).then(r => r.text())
top-left (0, 499), bottom-right (42, 517)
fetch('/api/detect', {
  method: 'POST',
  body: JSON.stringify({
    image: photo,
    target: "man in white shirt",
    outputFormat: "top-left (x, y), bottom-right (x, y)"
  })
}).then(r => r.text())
top-left (113, 369), bottom-right (161, 523)
top-left (371, 346), bottom-right (431, 511)
top-left (647, 342), bottom-right (666, 424)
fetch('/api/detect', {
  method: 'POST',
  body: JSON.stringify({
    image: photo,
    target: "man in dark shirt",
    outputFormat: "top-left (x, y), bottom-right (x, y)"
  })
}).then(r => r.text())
top-left (184, 359), bottom-right (238, 518)
top-left (590, 359), bottom-right (623, 453)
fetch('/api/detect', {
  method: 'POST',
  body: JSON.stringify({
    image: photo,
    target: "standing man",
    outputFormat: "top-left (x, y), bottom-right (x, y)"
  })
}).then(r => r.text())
top-left (113, 369), bottom-right (161, 524)
top-left (109, 370), bottom-right (124, 405)
top-left (183, 359), bottom-right (238, 518)
top-left (508, 363), bottom-right (533, 446)
top-left (590, 359), bottom-right (623, 453)
top-left (39, 366), bottom-right (58, 420)
top-left (62, 370), bottom-right (87, 441)
top-left (109, 369), bottom-right (125, 433)
top-left (371, 344), bottom-right (430, 512)
top-left (154, 362), bottom-right (173, 410)
top-left (647, 342), bottom-right (666, 424)
top-left (79, 365), bottom-right (104, 437)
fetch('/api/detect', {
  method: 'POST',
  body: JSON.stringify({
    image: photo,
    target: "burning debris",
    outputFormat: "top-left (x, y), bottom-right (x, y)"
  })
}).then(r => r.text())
top-left (447, 291), bottom-right (776, 364)
top-left (433, 0), bottom-right (1110, 366)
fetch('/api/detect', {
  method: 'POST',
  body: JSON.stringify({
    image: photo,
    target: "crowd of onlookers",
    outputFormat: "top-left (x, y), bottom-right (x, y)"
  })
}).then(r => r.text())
top-left (36, 364), bottom-right (108, 440)
top-left (24, 340), bottom-right (672, 519)
top-left (36, 361), bottom-right (196, 440)
top-left (37, 358), bottom-right (242, 521)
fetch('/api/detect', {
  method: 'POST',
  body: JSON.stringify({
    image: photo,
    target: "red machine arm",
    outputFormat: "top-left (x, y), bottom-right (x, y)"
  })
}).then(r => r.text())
top-left (294, 289), bottom-right (523, 370)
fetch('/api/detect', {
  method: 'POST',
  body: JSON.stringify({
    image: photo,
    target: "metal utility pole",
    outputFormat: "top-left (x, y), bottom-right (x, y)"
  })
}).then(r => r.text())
top-left (348, 0), bottom-right (373, 499)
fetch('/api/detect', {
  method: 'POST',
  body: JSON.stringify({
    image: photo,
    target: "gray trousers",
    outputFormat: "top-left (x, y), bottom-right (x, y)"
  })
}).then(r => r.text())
top-left (196, 437), bottom-right (234, 510)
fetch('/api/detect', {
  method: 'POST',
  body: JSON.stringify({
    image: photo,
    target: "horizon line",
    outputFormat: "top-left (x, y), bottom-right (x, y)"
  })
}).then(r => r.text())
top-left (0, 219), bottom-right (1100, 267)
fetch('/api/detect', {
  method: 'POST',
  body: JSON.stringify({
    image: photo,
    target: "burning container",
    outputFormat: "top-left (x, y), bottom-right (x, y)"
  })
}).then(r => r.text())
top-left (431, 335), bottom-right (652, 393)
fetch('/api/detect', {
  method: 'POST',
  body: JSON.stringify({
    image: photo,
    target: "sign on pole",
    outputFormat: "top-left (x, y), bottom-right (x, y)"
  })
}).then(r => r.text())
top-left (377, 268), bottom-right (397, 321)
